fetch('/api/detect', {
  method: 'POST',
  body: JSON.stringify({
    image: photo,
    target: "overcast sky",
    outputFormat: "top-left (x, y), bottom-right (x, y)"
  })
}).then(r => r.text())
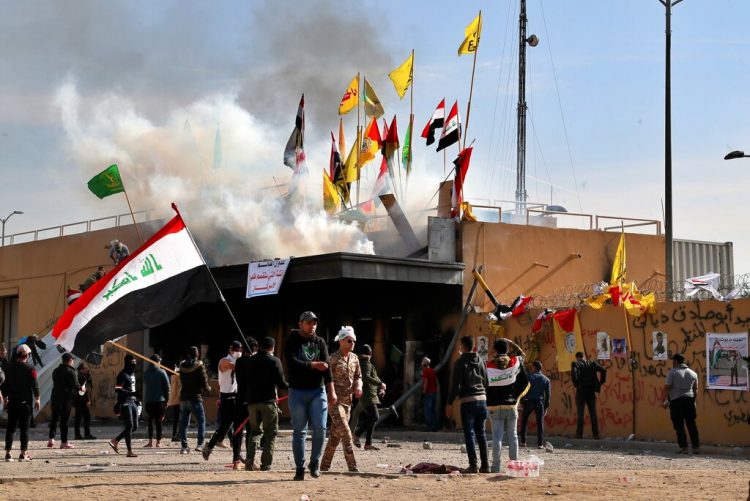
top-left (1, 0), bottom-right (749, 275)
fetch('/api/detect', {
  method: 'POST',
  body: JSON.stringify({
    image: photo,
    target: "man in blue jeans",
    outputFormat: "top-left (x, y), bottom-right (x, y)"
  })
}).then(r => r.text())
top-left (284, 311), bottom-right (336, 481)
top-left (486, 338), bottom-right (529, 473)
top-left (421, 357), bottom-right (439, 431)
top-left (520, 360), bottom-right (550, 449)
top-left (178, 346), bottom-right (211, 454)
top-left (446, 336), bottom-right (489, 474)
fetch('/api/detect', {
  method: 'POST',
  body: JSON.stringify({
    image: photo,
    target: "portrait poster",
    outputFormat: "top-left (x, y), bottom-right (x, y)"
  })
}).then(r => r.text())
top-left (707, 332), bottom-right (748, 391)
top-left (476, 335), bottom-right (489, 363)
top-left (596, 331), bottom-right (611, 360)
top-left (611, 338), bottom-right (627, 359)
top-left (652, 331), bottom-right (668, 360)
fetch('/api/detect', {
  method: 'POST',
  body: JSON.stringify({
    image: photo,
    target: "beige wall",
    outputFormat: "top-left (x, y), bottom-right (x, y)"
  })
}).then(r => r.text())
top-left (458, 221), bottom-right (665, 308)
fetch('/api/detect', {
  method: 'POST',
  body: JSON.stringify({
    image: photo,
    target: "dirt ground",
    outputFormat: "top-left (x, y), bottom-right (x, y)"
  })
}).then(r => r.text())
top-left (1, 426), bottom-right (748, 500)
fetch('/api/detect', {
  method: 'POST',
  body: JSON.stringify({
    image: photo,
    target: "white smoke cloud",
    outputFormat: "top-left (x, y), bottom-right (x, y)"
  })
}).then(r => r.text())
top-left (54, 81), bottom-right (374, 264)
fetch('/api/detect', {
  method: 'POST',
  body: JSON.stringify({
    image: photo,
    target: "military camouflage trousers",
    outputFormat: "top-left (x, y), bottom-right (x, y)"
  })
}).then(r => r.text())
top-left (321, 402), bottom-right (357, 470)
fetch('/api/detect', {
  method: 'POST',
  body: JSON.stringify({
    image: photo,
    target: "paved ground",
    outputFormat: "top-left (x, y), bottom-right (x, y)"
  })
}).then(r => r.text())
top-left (0, 425), bottom-right (748, 500)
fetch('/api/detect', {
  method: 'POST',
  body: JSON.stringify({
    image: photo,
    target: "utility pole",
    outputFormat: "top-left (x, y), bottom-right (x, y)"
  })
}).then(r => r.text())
top-left (515, 0), bottom-right (538, 216)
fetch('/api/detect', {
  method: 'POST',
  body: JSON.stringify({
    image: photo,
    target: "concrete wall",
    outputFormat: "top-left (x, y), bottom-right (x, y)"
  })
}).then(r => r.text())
top-left (451, 300), bottom-right (749, 446)
top-left (457, 220), bottom-right (665, 307)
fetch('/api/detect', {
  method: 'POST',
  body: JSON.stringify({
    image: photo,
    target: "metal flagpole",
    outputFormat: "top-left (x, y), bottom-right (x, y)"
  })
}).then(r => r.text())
top-left (170, 203), bottom-right (253, 352)
top-left (463, 10), bottom-right (481, 150)
top-left (356, 72), bottom-right (362, 207)
top-left (122, 186), bottom-right (144, 245)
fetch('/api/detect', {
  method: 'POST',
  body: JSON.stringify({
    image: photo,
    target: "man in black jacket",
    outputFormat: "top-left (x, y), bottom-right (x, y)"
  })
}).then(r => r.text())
top-left (446, 336), bottom-right (489, 474)
top-left (48, 352), bottom-right (81, 449)
top-left (3, 344), bottom-right (40, 461)
top-left (233, 337), bottom-right (258, 470)
top-left (243, 336), bottom-right (288, 471)
top-left (571, 351), bottom-right (607, 439)
top-left (178, 346), bottom-right (211, 454)
top-left (284, 311), bottom-right (335, 481)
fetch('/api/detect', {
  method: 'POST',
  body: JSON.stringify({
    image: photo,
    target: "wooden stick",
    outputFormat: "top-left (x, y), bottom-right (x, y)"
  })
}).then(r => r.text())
top-left (463, 10), bottom-right (481, 150)
top-left (122, 188), bottom-right (144, 246)
top-left (107, 340), bottom-right (177, 375)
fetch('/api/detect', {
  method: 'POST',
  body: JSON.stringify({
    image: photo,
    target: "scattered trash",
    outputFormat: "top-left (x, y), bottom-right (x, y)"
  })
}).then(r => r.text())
top-left (300, 495), bottom-right (310, 501)
top-left (376, 464), bottom-right (390, 469)
top-left (544, 441), bottom-right (554, 453)
top-left (564, 443), bottom-right (573, 448)
top-left (400, 467), bottom-right (415, 475)
top-left (99, 450), bottom-right (110, 455)
top-left (436, 475), bottom-right (448, 482)
top-left (370, 483), bottom-right (381, 488)
top-left (423, 442), bottom-right (432, 450)
top-left (626, 433), bottom-right (635, 441)
top-left (545, 491), bottom-right (555, 496)
top-left (618, 476), bottom-right (634, 483)
top-left (460, 444), bottom-right (467, 453)
top-left (387, 443), bottom-right (402, 448)
top-left (448, 470), bottom-right (461, 477)
top-left (506, 456), bottom-right (543, 478)
top-left (585, 464), bottom-right (595, 467)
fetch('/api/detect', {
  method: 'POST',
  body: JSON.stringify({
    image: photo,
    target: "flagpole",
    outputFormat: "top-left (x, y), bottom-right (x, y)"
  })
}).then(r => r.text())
top-left (463, 10), bottom-right (481, 150)
top-left (107, 340), bottom-right (178, 376)
top-left (405, 48), bottom-right (415, 206)
top-left (171, 203), bottom-right (253, 352)
top-left (122, 187), bottom-right (144, 246)
top-left (356, 72), bottom-right (362, 207)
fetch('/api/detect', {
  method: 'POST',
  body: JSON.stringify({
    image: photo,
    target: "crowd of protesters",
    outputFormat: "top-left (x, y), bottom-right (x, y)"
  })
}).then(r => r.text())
top-left (1, 309), bottom-right (710, 477)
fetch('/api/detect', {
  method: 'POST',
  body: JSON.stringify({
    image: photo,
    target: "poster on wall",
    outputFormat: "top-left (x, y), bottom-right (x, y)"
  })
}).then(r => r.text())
top-left (596, 332), bottom-right (611, 360)
top-left (707, 332), bottom-right (749, 391)
top-left (652, 331), bottom-right (668, 360)
top-left (476, 336), bottom-right (488, 362)
top-left (612, 338), bottom-right (627, 358)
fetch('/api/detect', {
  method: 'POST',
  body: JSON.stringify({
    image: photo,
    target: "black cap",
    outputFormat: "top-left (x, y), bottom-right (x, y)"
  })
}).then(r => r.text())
top-left (299, 311), bottom-right (318, 322)
top-left (61, 352), bottom-right (75, 363)
top-left (230, 340), bottom-right (243, 350)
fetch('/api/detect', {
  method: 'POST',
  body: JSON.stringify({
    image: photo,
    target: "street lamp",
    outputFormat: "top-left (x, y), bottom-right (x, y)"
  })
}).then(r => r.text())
top-left (724, 150), bottom-right (750, 160)
top-left (1, 210), bottom-right (24, 247)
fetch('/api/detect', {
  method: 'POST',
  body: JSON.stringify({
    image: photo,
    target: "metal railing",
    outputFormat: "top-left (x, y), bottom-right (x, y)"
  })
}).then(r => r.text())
top-left (2, 210), bottom-right (155, 246)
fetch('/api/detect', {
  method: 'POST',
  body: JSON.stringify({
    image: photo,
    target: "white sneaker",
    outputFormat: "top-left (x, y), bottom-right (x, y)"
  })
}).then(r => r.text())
top-left (194, 444), bottom-right (204, 452)
top-left (180, 447), bottom-right (190, 455)
top-left (215, 440), bottom-right (228, 449)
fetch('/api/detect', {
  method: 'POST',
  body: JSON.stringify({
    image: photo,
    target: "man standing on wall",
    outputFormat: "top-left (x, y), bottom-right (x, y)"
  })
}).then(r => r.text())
top-left (284, 311), bottom-right (335, 481)
top-left (662, 353), bottom-right (700, 454)
top-left (571, 351), bottom-right (606, 439)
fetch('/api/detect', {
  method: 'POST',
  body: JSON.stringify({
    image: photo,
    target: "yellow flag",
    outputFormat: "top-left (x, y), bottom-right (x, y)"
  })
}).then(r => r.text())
top-left (343, 128), bottom-right (362, 183)
top-left (388, 52), bottom-right (413, 99)
top-left (323, 170), bottom-right (340, 214)
top-left (552, 309), bottom-right (584, 372)
top-left (610, 232), bottom-right (626, 285)
top-left (338, 75), bottom-right (359, 115)
top-left (338, 118), bottom-right (346, 158)
top-left (458, 12), bottom-right (482, 55)
top-left (364, 78), bottom-right (385, 118)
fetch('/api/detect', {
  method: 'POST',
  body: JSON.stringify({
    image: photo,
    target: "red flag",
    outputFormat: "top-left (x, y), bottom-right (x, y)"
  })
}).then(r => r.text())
top-left (450, 146), bottom-right (473, 217)
top-left (385, 115), bottom-right (399, 159)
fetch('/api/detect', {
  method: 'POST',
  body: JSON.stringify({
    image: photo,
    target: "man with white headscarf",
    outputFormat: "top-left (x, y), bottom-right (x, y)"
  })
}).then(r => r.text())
top-left (320, 326), bottom-right (362, 473)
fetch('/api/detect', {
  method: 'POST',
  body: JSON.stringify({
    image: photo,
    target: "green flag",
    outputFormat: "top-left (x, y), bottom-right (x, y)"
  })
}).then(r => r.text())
top-left (88, 164), bottom-right (124, 199)
top-left (402, 120), bottom-right (412, 174)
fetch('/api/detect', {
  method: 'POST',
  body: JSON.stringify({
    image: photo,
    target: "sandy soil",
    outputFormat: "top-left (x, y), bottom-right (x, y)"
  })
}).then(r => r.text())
top-left (0, 427), bottom-right (748, 500)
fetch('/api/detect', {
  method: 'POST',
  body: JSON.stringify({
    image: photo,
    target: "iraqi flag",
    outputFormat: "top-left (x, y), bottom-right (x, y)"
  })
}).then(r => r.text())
top-left (436, 100), bottom-right (460, 152)
top-left (52, 208), bottom-right (221, 357)
top-left (421, 98), bottom-right (445, 146)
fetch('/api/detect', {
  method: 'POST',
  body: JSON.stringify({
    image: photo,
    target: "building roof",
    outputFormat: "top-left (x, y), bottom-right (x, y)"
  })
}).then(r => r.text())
top-left (211, 252), bottom-right (464, 289)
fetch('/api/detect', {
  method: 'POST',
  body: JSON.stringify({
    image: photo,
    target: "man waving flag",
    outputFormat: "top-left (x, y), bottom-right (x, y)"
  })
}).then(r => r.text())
top-left (53, 205), bottom-right (221, 358)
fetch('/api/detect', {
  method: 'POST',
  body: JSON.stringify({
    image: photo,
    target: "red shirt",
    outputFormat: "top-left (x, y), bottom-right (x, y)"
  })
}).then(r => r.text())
top-left (422, 367), bottom-right (438, 394)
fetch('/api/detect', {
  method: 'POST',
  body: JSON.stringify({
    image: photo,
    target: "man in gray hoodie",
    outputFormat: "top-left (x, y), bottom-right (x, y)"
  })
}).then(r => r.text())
top-left (446, 336), bottom-right (489, 473)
